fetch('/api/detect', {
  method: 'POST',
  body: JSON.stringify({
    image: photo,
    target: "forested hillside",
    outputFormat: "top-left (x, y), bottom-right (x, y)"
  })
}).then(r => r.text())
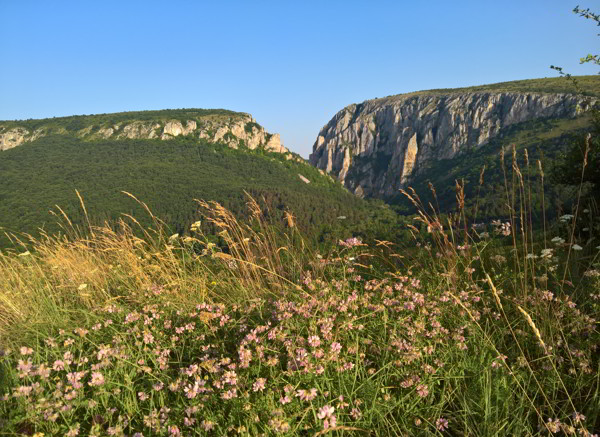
top-left (0, 133), bottom-right (405, 249)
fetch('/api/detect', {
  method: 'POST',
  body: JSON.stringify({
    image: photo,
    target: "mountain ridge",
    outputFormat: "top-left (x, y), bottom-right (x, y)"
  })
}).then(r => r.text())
top-left (310, 76), bottom-right (600, 199)
top-left (0, 108), bottom-right (291, 156)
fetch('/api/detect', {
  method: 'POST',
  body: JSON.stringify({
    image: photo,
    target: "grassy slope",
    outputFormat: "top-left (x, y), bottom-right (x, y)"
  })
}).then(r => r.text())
top-left (0, 193), bottom-right (598, 436)
top-left (0, 108), bottom-right (244, 132)
top-left (373, 75), bottom-right (600, 104)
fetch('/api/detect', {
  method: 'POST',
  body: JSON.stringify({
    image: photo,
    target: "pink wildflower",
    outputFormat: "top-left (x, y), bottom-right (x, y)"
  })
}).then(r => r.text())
top-left (416, 384), bottom-right (429, 397)
top-left (89, 372), bottom-right (105, 386)
top-left (317, 405), bottom-right (335, 419)
top-left (253, 377), bottom-right (267, 392)
top-left (308, 335), bottom-right (321, 347)
top-left (436, 417), bottom-right (449, 431)
top-left (20, 346), bottom-right (33, 355)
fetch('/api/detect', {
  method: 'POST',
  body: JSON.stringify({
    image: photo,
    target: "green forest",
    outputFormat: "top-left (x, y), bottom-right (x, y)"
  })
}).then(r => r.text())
top-left (0, 134), bottom-right (408, 250)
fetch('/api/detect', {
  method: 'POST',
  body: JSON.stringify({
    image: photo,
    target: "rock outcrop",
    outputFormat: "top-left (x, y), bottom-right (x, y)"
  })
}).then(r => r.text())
top-left (310, 91), bottom-right (596, 198)
top-left (0, 111), bottom-right (290, 156)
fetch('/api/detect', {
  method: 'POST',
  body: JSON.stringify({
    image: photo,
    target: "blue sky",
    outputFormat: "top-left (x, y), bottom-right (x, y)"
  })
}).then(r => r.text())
top-left (0, 1), bottom-right (597, 157)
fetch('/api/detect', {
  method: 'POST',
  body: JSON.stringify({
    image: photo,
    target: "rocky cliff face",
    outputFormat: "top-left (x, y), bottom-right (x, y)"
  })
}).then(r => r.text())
top-left (0, 112), bottom-right (290, 155)
top-left (310, 91), bottom-right (595, 198)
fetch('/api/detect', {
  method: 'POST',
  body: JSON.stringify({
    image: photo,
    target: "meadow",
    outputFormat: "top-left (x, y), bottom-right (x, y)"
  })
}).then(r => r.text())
top-left (1, 139), bottom-right (599, 437)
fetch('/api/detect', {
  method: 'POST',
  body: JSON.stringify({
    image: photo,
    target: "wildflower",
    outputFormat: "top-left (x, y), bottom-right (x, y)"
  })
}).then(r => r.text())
top-left (143, 332), bottom-right (154, 345)
top-left (138, 391), bottom-right (149, 401)
top-left (308, 335), bottom-right (321, 347)
top-left (168, 425), bottom-right (181, 437)
top-left (279, 395), bottom-right (291, 405)
top-left (66, 424), bottom-right (80, 437)
top-left (152, 382), bottom-right (164, 391)
top-left (20, 346), bottom-right (33, 355)
top-left (560, 214), bottom-right (574, 222)
top-left (89, 372), bottom-right (105, 386)
top-left (330, 342), bottom-right (342, 353)
top-left (540, 248), bottom-right (553, 258)
top-left (546, 418), bottom-right (561, 433)
top-left (416, 384), bottom-right (429, 397)
top-left (551, 236), bottom-right (565, 244)
top-left (17, 358), bottom-right (33, 378)
top-left (221, 388), bottom-right (237, 399)
top-left (573, 412), bottom-right (586, 423)
top-left (317, 405), bottom-right (335, 419)
top-left (295, 388), bottom-right (318, 401)
top-left (318, 405), bottom-right (337, 429)
top-left (36, 364), bottom-right (50, 379)
top-left (436, 417), bottom-right (449, 431)
top-left (201, 420), bottom-right (215, 431)
top-left (572, 244), bottom-right (583, 251)
top-left (339, 237), bottom-right (362, 247)
top-left (253, 377), bottom-right (266, 392)
top-left (15, 385), bottom-right (33, 397)
top-left (268, 417), bottom-right (290, 433)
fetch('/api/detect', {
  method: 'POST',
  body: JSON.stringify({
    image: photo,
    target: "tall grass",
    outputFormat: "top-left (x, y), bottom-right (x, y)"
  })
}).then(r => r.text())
top-left (0, 154), bottom-right (599, 436)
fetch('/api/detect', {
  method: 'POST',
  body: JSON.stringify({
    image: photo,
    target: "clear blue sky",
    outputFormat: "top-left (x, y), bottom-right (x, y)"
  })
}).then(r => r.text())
top-left (0, 1), bottom-right (597, 157)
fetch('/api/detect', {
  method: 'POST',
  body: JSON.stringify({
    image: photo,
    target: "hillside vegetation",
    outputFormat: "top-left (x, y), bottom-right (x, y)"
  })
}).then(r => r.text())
top-left (0, 108), bottom-right (241, 133)
top-left (0, 133), bottom-right (406, 250)
top-left (375, 75), bottom-right (600, 103)
top-left (0, 179), bottom-right (598, 435)
top-left (388, 113), bottom-right (595, 220)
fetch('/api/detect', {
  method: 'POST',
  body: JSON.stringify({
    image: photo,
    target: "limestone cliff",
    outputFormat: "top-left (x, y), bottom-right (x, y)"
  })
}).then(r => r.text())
top-left (0, 110), bottom-right (290, 156)
top-left (310, 89), bottom-right (597, 198)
